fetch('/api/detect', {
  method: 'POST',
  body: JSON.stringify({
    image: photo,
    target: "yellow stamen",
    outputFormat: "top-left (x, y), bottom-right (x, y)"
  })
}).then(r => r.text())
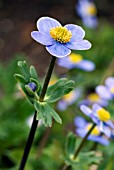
top-left (87, 5), bottom-right (97, 15)
top-left (69, 53), bottom-right (83, 63)
top-left (87, 124), bottom-right (100, 136)
top-left (63, 91), bottom-right (74, 102)
top-left (97, 108), bottom-right (110, 122)
top-left (87, 93), bottom-right (100, 102)
top-left (50, 26), bottom-right (72, 43)
top-left (110, 87), bottom-right (114, 93)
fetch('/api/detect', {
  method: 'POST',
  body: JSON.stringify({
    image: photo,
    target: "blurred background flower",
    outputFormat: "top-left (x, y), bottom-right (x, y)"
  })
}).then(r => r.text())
top-left (76, 0), bottom-right (98, 28)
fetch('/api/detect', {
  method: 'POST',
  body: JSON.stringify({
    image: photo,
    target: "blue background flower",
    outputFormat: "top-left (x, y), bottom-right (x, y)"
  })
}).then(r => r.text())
top-left (74, 116), bottom-right (110, 145)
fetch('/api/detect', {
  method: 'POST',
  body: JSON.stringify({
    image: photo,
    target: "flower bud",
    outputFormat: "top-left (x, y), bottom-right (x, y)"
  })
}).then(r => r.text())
top-left (28, 82), bottom-right (37, 92)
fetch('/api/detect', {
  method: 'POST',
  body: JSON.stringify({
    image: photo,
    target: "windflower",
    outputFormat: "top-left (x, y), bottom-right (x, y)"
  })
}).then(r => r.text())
top-left (76, 0), bottom-right (98, 28)
top-left (74, 116), bottom-right (110, 145)
top-left (78, 92), bottom-right (108, 107)
top-left (57, 88), bottom-right (81, 111)
top-left (80, 104), bottom-right (114, 137)
top-left (57, 53), bottom-right (95, 71)
top-left (31, 16), bottom-right (91, 58)
top-left (96, 77), bottom-right (114, 100)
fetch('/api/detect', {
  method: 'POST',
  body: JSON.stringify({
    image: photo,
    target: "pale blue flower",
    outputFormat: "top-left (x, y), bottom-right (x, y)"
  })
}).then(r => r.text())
top-left (31, 17), bottom-right (91, 58)
top-left (78, 92), bottom-right (108, 107)
top-left (96, 77), bottom-right (114, 100)
top-left (74, 116), bottom-right (110, 145)
top-left (76, 0), bottom-right (98, 28)
top-left (57, 53), bottom-right (95, 71)
top-left (80, 104), bottom-right (114, 137)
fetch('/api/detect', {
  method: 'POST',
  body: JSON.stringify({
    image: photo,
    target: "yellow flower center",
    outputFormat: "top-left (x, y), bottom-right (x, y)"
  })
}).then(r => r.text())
top-left (110, 87), bottom-right (114, 93)
top-left (69, 53), bottom-right (83, 63)
top-left (87, 93), bottom-right (100, 102)
top-left (87, 5), bottom-right (97, 15)
top-left (63, 91), bottom-right (74, 102)
top-left (50, 26), bottom-right (72, 43)
top-left (87, 124), bottom-right (100, 136)
top-left (97, 108), bottom-right (110, 122)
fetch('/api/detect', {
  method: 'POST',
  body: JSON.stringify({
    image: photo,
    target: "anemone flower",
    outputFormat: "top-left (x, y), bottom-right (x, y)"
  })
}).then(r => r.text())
top-left (76, 0), bottom-right (98, 28)
top-left (78, 92), bottom-right (108, 107)
top-left (96, 77), bottom-right (114, 100)
top-left (80, 104), bottom-right (114, 137)
top-left (57, 53), bottom-right (95, 71)
top-left (31, 17), bottom-right (91, 58)
top-left (74, 116), bottom-right (110, 145)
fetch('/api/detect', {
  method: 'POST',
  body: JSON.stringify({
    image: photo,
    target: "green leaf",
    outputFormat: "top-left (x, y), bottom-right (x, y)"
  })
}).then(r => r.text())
top-left (20, 83), bottom-right (34, 104)
top-left (30, 65), bottom-right (39, 80)
top-left (34, 101), bottom-right (52, 127)
top-left (45, 78), bottom-right (75, 103)
top-left (25, 85), bottom-right (35, 95)
top-left (18, 61), bottom-right (30, 82)
top-left (34, 101), bottom-right (62, 127)
top-left (45, 103), bottom-right (62, 124)
top-left (79, 151), bottom-right (102, 165)
top-left (14, 74), bottom-right (26, 84)
top-left (65, 132), bottom-right (77, 159)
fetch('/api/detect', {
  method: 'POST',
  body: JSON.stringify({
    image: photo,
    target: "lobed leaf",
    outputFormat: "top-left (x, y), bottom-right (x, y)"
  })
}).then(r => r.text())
top-left (45, 78), bottom-right (75, 103)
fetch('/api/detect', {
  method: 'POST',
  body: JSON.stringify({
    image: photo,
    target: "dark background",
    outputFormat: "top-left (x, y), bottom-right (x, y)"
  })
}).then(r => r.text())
top-left (0, 0), bottom-right (114, 75)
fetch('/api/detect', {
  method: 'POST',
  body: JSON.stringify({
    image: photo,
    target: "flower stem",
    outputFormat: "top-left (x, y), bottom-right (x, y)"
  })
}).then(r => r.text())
top-left (62, 123), bottom-right (96, 170)
top-left (73, 123), bottom-right (96, 159)
top-left (19, 56), bottom-right (56, 170)
top-left (39, 56), bottom-right (56, 102)
top-left (19, 111), bottom-right (38, 170)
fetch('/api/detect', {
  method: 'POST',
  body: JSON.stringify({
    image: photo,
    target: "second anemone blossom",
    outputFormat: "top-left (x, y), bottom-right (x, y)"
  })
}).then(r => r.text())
top-left (31, 17), bottom-right (91, 58)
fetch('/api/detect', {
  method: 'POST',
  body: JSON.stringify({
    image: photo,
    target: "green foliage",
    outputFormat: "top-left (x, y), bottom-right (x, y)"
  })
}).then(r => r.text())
top-left (65, 132), bottom-right (77, 160)
top-left (15, 61), bottom-right (41, 104)
top-left (45, 78), bottom-right (75, 103)
top-left (34, 101), bottom-right (62, 127)
top-left (15, 61), bottom-right (75, 127)
top-left (1, 21), bottom-right (114, 170)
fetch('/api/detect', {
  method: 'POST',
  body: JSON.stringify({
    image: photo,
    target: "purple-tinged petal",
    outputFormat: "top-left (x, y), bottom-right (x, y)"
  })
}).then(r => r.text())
top-left (46, 42), bottom-right (71, 58)
top-left (96, 85), bottom-right (112, 100)
top-left (76, 128), bottom-right (86, 138)
top-left (57, 56), bottom-right (74, 69)
top-left (31, 31), bottom-right (54, 45)
top-left (76, 60), bottom-right (95, 71)
top-left (106, 120), bottom-right (114, 129)
top-left (102, 125), bottom-right (111, 137)
top-left (91, 114), bottom-right (99, 124)
top-left (57, 100), bottom-right (67, 111)
top-left (105, 77), bottom-right (114, 88)
top-left (83, 16), bottom-right (98, 29)
top-left (37, 17), bottom-right (61, 36)
top-left (74, 116), bottom-right (87, 128)
top-left (99, 121), bottom-right (104, 132)
top-left (65, 40), bottom-right (92, 50)
top-left (88, 135), bottom-right (110, 145)
top-left (64, 24), bottom-right (85, 42)
top-left (80, 105), bottom-right (92, 117)
top-left (92, 103), bottom-right (101, 113)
